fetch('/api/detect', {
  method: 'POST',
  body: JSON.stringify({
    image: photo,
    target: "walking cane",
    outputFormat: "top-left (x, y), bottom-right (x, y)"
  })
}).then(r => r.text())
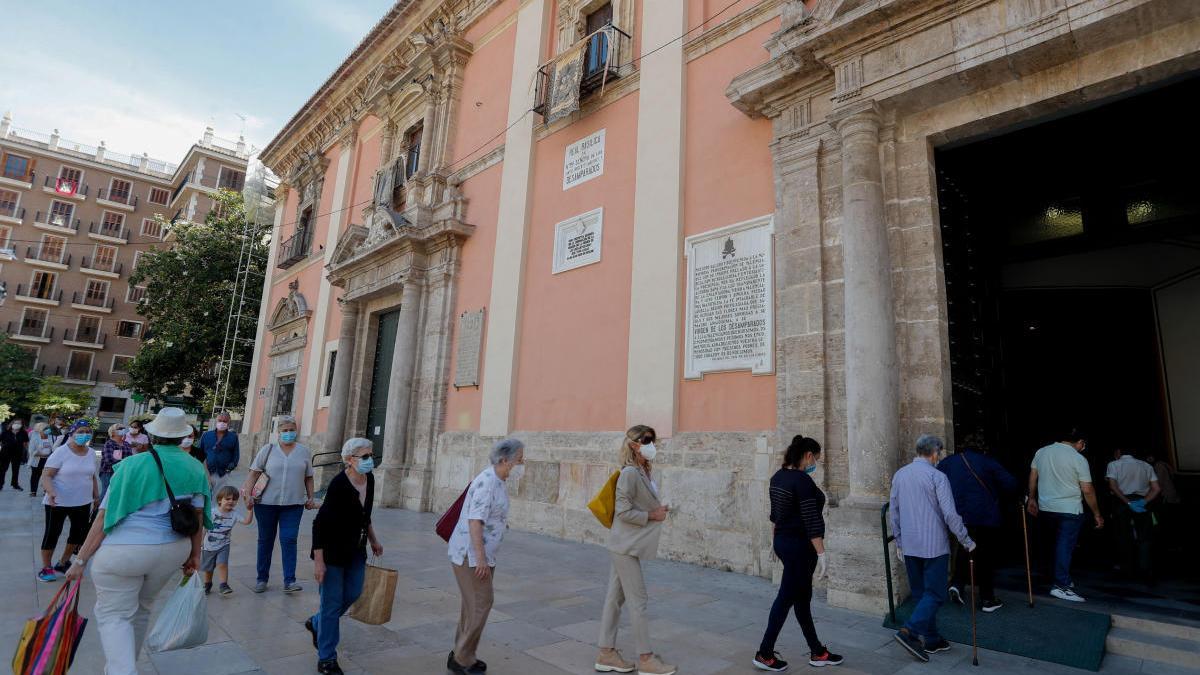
top-left (970, 557), bottom-right (979, 666)
top-left (1021, 498), bottom-right (1034, 608)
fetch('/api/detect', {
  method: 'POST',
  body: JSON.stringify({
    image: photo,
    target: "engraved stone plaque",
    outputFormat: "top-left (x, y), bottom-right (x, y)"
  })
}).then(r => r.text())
top-left (563, 129), bottom-right (605, 190)
top-left (552, 207), bottom-right (603, 274)
top-left (454, 308), bottom-right (485, 388)
top-left (684, 215), bottom-right (774, 379)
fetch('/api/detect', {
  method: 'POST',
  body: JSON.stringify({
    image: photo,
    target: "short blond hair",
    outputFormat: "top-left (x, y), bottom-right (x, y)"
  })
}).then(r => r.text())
top-left (107, 422), bottom-right (125, 436)
top-left (619, 425), bottom-right (655, 466)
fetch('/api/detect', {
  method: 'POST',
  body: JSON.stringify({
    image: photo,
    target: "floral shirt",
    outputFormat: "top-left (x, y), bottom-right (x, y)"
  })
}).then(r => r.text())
top-left (100, 439), bottom-right (131, 475)
top-left (447, 466), bottom-right (509, 568)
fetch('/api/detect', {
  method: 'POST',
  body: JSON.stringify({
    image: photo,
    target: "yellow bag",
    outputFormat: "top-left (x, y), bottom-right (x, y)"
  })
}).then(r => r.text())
top-left (588, 470), bottom-right (621, 529)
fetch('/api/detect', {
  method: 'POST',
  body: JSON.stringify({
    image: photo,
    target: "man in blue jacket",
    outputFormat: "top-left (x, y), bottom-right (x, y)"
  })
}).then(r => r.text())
top-left (201, 411), bottom-right (240, 490)
top-left (938, 433), bottom-right (1017, 612)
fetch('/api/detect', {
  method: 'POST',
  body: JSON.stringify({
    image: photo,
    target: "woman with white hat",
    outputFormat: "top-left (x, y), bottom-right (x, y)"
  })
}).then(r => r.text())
top-left (65, 407), bottom-right (212, 675)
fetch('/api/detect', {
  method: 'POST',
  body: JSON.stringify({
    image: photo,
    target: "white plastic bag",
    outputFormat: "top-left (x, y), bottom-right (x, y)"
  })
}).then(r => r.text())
top-left (147, 573), bottom-right (208, 652)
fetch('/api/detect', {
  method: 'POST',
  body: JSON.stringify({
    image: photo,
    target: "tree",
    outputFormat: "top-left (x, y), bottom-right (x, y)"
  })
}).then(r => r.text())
top-left (30, 377), bottom-right (95, 417)
top-left (0, 334), bottom-right (43, 416)
top-left (126, 188), bottom-right (269, 412)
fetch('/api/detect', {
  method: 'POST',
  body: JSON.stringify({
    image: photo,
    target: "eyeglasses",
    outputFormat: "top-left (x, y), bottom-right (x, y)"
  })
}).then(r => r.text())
top-left (354, 453), bottom-right (374, 461)
top-left (639, 436), bottom-right (655, 445)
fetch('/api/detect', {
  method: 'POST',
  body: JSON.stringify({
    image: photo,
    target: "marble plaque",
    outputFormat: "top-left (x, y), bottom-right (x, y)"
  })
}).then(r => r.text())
top-left (684, 215), bottom-right (775, 379)
top-left (552, 207), bottom-right (603, 274)
top-left (454, 308), bottom-right (485, 388)
top-left (563, 129), bottom-right (605, 190)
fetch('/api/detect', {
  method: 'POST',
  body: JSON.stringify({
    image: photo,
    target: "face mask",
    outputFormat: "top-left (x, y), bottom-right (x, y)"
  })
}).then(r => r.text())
top-left (279, 430), bottom-right (298, 443)
top-left (181, 437), bottom-right (194, 448)
top-left (804, 463), bottom-right (817, 474)
top-left (639, 442), bottom-right (658, 462)
top-left (12, 423), bottom-right (22, 430)
top-left (74, 433), bottom-right (92, 446)
top-left (507, 463), bottom-right (525, 481)
top-left (356, 456), bottom-right (375, 474)
top-left (216, 422), bottom-right (229, 431)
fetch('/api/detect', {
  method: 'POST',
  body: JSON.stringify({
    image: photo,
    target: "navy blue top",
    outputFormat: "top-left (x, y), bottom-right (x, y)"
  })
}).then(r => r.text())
top-left (937, 450), bottom-right (1018, 528)
top-left (201, 429), bottom-right (240, 477)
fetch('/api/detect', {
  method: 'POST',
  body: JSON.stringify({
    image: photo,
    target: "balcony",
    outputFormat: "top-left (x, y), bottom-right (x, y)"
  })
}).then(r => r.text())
top-left (42, 175), bottom-right (88, 200)
top-left (13, 283), bottom-right (63, 306)
top-left (96, 188), bottom-right (137, 211)
top-left (0, 205), bottom-right (25, 226)
top-left (534, 24), bottom-right (630, 118)
top-left (24, 245), bottom-right (71, 270)
top-left (88, 221), bottom-right (129, 244)
top-left (0, 169), bottom-right (34, 190)
top-left (56, 365), bottom-right (98, 385)
top-left (33, 210), bottom-right (81, 235)
top-left (63, 329), bottom-right (107, 349)
top-left (6, 320), bottom-right (54, 343)
top-left (79, 256), bottom-right (123, 279)
top-left (276, 226), bottom-right (313, 270)
top-left (71, 291), bottom-right (114, 313)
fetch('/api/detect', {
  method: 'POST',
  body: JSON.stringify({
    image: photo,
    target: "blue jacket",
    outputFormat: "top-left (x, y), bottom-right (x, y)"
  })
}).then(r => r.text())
top-left (201, 429), bottom-right (240, 477)
top-left (937, 450), bottom-right (1018, 528)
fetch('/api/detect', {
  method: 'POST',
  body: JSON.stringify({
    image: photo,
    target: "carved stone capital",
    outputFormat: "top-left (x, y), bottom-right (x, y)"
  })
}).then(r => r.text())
top-left (828, 99), bottom-right (881, 141)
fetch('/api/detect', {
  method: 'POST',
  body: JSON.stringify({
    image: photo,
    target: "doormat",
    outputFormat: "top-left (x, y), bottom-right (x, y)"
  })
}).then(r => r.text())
top-left (882, 593), bottom-right (1110, 671)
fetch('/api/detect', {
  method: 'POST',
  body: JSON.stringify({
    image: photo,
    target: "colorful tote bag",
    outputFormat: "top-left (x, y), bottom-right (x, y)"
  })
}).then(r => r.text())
top-left (12, 579), bottom-right (87, 675)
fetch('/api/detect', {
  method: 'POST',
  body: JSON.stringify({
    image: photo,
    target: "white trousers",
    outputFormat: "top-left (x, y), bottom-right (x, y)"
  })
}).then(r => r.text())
top-left (91, 538), bottom-right (191, 675)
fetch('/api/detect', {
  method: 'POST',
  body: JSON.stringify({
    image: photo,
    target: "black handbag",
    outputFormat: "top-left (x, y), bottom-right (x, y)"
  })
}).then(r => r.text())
top-left (149, 448), bottom-right (200, 536)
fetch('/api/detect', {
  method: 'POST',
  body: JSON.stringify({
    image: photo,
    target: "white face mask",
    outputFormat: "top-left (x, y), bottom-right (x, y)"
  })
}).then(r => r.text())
top-left (11, 423), bottom-right (21, 430)
top-left (507, 463), bottom-right (525, 481)
top-left (639, 442), bottom-right (658, 462)
top-left (181, 437), bottom-right (194, 448)
top-left (216, 422), bottom-right (229, 431)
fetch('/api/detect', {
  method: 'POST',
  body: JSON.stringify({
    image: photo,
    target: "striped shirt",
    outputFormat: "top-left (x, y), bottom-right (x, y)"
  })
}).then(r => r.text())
top-left (768, 468), bottom-right (825, 538)
top-left (889, 458), bottom-right (973, 558)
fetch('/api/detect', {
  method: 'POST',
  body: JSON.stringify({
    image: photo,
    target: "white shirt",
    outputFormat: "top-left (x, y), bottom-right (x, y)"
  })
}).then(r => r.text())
top-left (448, 467), bottom-right (509, 568)
top-left (28, 435), bottom-right (54, 466)
top-left (42, 445), bottom-right (98, 507)
top-left (1105, 455), bottom-right (1157, 497)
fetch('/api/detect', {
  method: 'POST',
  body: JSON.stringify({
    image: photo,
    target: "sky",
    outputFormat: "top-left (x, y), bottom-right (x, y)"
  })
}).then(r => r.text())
top-left (0, 0), bottom-right (396, 166)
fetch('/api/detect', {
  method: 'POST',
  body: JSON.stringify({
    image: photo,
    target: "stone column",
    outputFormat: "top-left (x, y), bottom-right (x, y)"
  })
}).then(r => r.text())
top-left (380, 121), bottom-right (397, 163)
top-left (418, 101), bottom-right (437, 174)
top-left (381, 276), bottom-right (424, 468)
top-left (325, 300), bottom-right (360, 449)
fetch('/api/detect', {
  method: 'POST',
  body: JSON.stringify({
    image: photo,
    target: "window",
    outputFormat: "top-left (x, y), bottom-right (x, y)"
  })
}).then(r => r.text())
top-left (131, 250), bottom-right (144, 269)
top-left (116, 320), bottom-right (142, 338)
top-left (20, 308), bottom-right (48, 337)
top-left (29, 271), bottom-right (56, 299)
top-left (0, 225), bottom-right (11, 250)
top-left (323, 350), bottom-right (338, 397)
top-left (147, 187), bottom-right (170, 205)
top-left (16, 346), bottom-right (38, 368)
top-left (274, 375), bottom-right (296, 415)
top-left (48, 200), bottom-right (74, 227)
top-left (93, 245), bottom-right (117, 271)
top-left (126, 286), bottom-right (146, 303)
top-left (111, 355), bottom-right (133, 374)
top-left (98, 396), bottom-right (127, 413)
top-left (108, 178), bottom-right (132, 203)
top-left (39, 235), bottom-right (66, 263)
top-left (66, 351), bottom-right (93, 380)
top-left (84, 279), bottom-right (109, 305)
top-left (58, 166), bottom-right (83, 184)
top-left (217, 167), bottom-right (245, 191)
top-left (405, 125), bottom-right (422, 179)
top-left (2, 152), bottom-right (31, 181)
top-left (140, 217), bottom-right (162, 238)
top-left (101, 211), bottom-right (125, 236)
top-left (584, 3), bottom-right (614, 78)
top-left (76, 315), bottom-right (101, 341)
top-left (0, 189), bottom-right (19, 218)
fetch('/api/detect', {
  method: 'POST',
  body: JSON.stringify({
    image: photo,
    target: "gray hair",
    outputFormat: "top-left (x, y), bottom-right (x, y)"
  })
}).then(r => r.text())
top-left (216, 411), bottom-right (232, 420)
top-left (915, 434), bottom-right (944, 458)
top-left (276, 415), bottom-right (298, 428)
top-left (341, 437), bottom-right (373, 460)
top-left (489, 438), bottom-right (524, 465)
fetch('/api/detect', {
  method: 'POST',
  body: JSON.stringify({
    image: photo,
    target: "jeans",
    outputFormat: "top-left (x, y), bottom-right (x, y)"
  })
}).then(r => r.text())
top-left (99, 472), bottom-right (113, 502)
top-left (903, 554), bottom-right (949, 644)
top-left (312, 553), bottom-right (366, 662)
top-left (759, 533), bottom-right (823, 655)
top-left (255, 503), bottom-right (303, 584)
top-left (952, 525), bottom-right (998, 601)
top-left (1043, 512), bottom-right (1083, 588)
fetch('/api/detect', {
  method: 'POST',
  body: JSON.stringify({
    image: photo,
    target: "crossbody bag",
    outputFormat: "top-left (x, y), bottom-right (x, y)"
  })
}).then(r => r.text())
top-left (148, 449), bottom-right (201, 536)
top-left (251, 444), bottom-right (276, 504)
top-left (960, 452), bottom-right (995, 503)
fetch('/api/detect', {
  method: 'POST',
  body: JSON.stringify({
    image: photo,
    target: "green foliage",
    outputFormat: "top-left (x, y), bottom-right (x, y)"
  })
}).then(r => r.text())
top-left (126, 189), bottom-right (268, 410)
top-left (31, 377), bottom-right (95, 417)
top-left (0, 335), bottom-right (43, 416)
top-left (0, 403), bottom-right (11, 423)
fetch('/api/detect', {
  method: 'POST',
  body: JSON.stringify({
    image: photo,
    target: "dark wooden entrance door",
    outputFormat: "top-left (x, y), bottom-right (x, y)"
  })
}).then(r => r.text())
top-left (366, 310), bottom-right (400, 457)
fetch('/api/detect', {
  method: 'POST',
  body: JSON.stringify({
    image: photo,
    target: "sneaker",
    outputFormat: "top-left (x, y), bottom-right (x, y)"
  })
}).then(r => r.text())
top-left (253, 581), bottom-right (267, 593)
top-left (316, 659), bottom-right (344, 675)
top-left (751, 651), bottom-right (788, 671)
top-left (637, 654), bottom-right (676, 675)
top-left (52, 561), bottom-right (70, 574)
top-left (219, 583), bottom-right (233, 595)
top-left (305, 618), bottom-right (318, 649)
top-left (12, 484), bottom-right (23, 491)
top-left (596, 648), bottom-right (636, 673)
top-left (282, 582), bottom-right (303, 594)
top-left (809, 649), bottom-right (843, 667)
top-left (893, 629), bottom-right (929, 662)
top-left (1051, 586), bottom-right (1085, 602)
top-left (28, 490), bottom-right (36, 497)
top-left (924, 638), bottom-right (951, 654)
top-left (948, 585), bottom-right (964, 606)
top-left (37, 567), bottom-right (57, 583)
top-left (981, 598), bottom-right (1003, 613)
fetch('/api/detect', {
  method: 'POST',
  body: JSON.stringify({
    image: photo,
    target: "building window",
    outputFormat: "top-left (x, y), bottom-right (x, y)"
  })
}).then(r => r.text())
top-left (49, 200), bottom-right (74, 227)
top-left (98, 396), bottom-right (127, 413)
top-left (58, 165), bottom-right (83, 185)
top-left (66, 351), bottom-right (93, 380)
top-left (126, 285), bottom-right (147, 303)
top-left (147, 187), bottom-right (170, 205)
top-left (29, 271), bottom-right (57, 299)
top-left (76, 315), bottom-right (101, 341)
top-left (84, 279), bottom-right (109, 306)
top-left (323, 350), bottom-right (338, 397)
top-left (141, 217), bottom-right (162, 238)
top-left (405, 125), bottom-right (422, 179)
top-left (2, 153), bottom-right (31, 181)
top-left (38, 235), bottom-right (66, 263)
top-left (101, 210), bottom-right (125, 236)
top-left (274, 375), bottom-right (296, 415)
top-left (217, 167), bottom-right (245, 191)
top-left (0, 225), bottom-right (11, 250)
top-left (16, 346), bottom-right (39, 368)
top-left (19, 308), bottom-right (48, 337)
top-left (92, 245), bottom-right (117, 271)
top-left (111, 355), bottom-right (133, 374)
top-left (108, 178), bottom-right (132, 204)
top-left (0, 189), bottom-right (19, 218)
top-left (131, 251), bottom-right (144, 270)
top-left (116, 320), bottom-right (142, 338)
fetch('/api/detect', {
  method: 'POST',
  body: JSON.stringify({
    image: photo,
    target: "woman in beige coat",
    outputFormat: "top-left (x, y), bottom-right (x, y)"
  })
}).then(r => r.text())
top-left (595, 425), bottom-right (675, 675)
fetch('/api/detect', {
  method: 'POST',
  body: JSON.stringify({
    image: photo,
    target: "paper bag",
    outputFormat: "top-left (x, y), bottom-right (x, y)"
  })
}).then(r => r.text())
top-left (349, 562), bottom-right (399, 625)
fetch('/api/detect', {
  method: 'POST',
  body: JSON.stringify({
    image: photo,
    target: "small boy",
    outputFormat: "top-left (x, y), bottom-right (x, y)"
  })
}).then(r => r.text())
top-left (202, 485), bottom-right (253, 595)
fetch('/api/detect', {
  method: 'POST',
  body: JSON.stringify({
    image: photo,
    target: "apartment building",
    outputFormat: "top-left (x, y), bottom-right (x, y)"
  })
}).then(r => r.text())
top-left (0, 113), bottom-right (249, 425)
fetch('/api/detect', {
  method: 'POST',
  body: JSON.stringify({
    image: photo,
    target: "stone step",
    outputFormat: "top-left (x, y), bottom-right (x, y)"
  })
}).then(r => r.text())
top-left (1111, 613), bottom-right (1200, 642)
top-left (1106, 623), bottom-right (1200, 669)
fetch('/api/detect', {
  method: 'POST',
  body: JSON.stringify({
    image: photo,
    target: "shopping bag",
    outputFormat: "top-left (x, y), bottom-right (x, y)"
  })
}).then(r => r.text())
top-left (435, 484), bottom-right (470, 542)
top-left (146, 573), bottom-right (208, 652)
top-left (348, 558), bottom-right (399, 625)
top-left (587, 470), bottom-right (621, 529)
top-left (12, 579), bottom-right (88, 675)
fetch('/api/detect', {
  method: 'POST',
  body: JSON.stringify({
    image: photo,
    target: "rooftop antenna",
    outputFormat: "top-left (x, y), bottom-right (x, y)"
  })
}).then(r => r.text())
top-left (235, 113), bottom-right (247, 136)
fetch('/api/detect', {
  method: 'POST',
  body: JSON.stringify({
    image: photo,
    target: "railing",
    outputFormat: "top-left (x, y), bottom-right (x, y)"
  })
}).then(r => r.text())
top-left (534, 24), bottom-right (631, 116)
top-left (6, 320), bottom-right (54, 340)
top-left (0, 206), bottom-right (24, 221)
top-left (35, 211), bottom-right (80, 232)
top-left (80, 257), bottom-right (122, 276)
top-left (25, 246), bottom-right (71, 266)
top-left (72, 291), bottom-right (113, 310)
top-left (63, 329), bottom-right (106, 347)
top-left (43, 175), bottom-right (89, 197)
top-left (2, 167), bottom-right (34, 183)
top-left (15, 283), bottom-right (63, 303)
top-left (170, 177), bottom-right (190, 205)
top-left (276, 226), bottom-right (313, 269)
top-left (89, 222), bottom-right (129, 241)
top-left (96, 188), bottom-right (137, 207)
top-left (59, 365), bottom-right (98, 382)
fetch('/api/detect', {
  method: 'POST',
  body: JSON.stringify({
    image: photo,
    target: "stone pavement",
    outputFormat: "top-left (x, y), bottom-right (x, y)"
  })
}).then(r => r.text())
top-left (0, 478), bottom-right (1190, 675)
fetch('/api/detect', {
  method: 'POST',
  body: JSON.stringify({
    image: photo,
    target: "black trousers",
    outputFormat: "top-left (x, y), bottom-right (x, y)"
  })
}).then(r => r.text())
top-left (41, 504), bottom-right (91, 553)
top-left (759, 533), bottom-right (823, 656)
top-left (29, 463), bottom-right (43, 494)
top-left (0, 451), bottom-right (22, 487)
top-left (952, 525), bottom-right (998, 602)
top-left (1114, 498), bottom-right (1153, 578)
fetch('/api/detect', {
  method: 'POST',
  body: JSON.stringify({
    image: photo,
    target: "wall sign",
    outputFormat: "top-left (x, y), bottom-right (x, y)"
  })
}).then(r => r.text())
top-left (684, 215), bottom-right (775, 379)
top-left (563, 128), bottom-right (605, 190)
top-left (454, 308), bottom-right (485, 388)
top-left (552, 208), bottom-right (603, 274)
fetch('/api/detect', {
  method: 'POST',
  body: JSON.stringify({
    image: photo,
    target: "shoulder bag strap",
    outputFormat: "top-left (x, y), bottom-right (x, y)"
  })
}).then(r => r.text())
top-left (960, 453), bottom-right (995, 502)
top-left (148, 449), bottom-right (179, 503)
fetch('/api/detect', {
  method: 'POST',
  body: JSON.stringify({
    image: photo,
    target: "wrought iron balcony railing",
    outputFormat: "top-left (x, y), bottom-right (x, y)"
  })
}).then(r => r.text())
top-left (276, 226), bottom-right (313, 270)
top-left (534, 24), bottom-right (631, 117)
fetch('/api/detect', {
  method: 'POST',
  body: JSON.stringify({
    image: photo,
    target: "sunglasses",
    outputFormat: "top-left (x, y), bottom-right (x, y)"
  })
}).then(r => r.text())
top-left (639, 436), bottom-right (655, 445)
top-left (354, 453), bottom-right (375, 461)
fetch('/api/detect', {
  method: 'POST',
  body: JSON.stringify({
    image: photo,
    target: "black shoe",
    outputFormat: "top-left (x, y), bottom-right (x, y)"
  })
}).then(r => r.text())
top-left (448, 652), bottom-right (487, 673)
top-left (316, 659), bottom-right (343, 675)
top-left (981, 598), bottom-right (1003, 613)
top-left (306, 618), bottom-right (318, 649)
top-left (894, 629), bottom-right (929, 662)
top-left (204, 582), bottom-right (212, 595)
top-left (12, 485), bottom-right (22, 491)
top-left (52, 561), bottom-right (70, 574)
top-left (809, 648), bottom-right (843, 667)
top-left (752, 650), bottom-right (788, 671)
top-left (948, 585), bottom-right (964, 606)
top-left (924, 638), bottom-right (951, 654)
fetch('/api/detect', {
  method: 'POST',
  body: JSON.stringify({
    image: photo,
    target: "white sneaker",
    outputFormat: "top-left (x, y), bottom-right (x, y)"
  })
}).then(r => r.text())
top-left (1051, 586), bottom-right (1085, 602)
top-left (948, 586), bottom-right (964, 606)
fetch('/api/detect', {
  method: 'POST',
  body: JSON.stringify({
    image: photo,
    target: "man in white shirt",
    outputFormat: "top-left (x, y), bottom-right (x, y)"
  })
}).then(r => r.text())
top-left (1105, 448), bottom-right (1160, 581)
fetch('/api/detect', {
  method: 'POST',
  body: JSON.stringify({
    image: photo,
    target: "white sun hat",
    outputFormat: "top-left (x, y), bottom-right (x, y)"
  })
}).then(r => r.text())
top-left (144, 407), bottom-right (192, 439)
